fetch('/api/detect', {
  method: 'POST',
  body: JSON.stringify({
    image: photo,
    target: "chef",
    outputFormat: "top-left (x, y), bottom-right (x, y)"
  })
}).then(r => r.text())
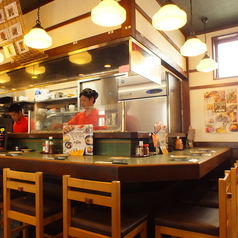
top-left (68, 88), bottom-right (101, 129)
top-left (8, 103), bottom-right (29, 133)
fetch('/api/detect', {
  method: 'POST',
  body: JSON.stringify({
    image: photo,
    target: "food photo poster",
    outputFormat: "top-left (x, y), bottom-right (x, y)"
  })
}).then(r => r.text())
top-left (204, 89), bottom-right (237, 133)
top-left (63, 124), bottom-right (93, 155)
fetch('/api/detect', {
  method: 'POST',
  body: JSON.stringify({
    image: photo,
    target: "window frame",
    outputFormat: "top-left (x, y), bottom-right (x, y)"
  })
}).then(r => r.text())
top-left (212, 32), bottom-right (238, 79)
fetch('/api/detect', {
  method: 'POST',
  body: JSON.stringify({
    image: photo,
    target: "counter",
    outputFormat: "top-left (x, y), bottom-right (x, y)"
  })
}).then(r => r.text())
top-left (0, 147), bottom-right (231, 183)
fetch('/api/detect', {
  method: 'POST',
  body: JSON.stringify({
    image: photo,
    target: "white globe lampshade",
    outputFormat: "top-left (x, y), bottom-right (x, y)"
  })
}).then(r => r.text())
top-left (91, 0), bottom-right (126, 27)
top-left (152, 4), bottom-right (187, 31)
top-left (24, 27), bottom-right (52, 49)
top-left (0, 53), bottom-right (4, 63)
top-left (180, 36), bottom-right (207, 57)
top-left (197, 54), bottom-right (218, 72)
top-left (69, 52), bottom-right (92, 65)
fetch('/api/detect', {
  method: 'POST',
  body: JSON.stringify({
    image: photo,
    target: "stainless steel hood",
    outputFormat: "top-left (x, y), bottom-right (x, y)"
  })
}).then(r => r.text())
top-left (118, 79), bottom-right (167, 100)
top-left (117, 66), bottom-right (167, 100)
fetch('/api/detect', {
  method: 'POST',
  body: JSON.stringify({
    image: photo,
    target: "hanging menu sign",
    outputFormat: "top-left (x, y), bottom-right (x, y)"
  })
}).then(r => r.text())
top-left (0, 127), bottom-right (7, 151)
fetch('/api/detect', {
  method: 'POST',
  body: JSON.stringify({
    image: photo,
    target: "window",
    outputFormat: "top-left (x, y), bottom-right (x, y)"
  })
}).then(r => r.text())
top-left (213, 32), bottom-right (238, 79)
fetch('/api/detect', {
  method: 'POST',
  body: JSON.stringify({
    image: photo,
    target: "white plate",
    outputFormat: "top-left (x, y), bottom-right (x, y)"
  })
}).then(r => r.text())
top-left (9, 152), bottom-right (22, 156)
top-left (170, 155), bottom-right (189, 161)
top-left (190, 151), bottom-right (204, 156)
top-left (21, 149), bottom-right (34, 152)
top-left (54, 154), bottom-right (69, 160)
top-left (198, 148), bottom-right (210, 152)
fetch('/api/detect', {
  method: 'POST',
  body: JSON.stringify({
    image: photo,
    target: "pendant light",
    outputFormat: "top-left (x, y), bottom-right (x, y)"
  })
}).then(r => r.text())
top-left (24, 0), bottom-right (52, 49)
top-left (69, 51), bottom-right (92, 65)
top-left (0, 52), bottom-right (4, 63)
top-left (180, 0), bottom-right (207, 57)
top-left (197, 18), bottom-right (218, 72)
top-left (152, 0), bottom-right (187, 31)
top-left (91, 0), bottom-right (126, 27)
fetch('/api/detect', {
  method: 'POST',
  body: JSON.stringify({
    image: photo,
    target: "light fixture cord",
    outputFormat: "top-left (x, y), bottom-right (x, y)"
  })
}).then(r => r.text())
top-left (190, 0), bottom-right (195, 35)
top-left (36, 0), bottom-right (41, 25)
top-left (203, 19), bottom-right (207, 44)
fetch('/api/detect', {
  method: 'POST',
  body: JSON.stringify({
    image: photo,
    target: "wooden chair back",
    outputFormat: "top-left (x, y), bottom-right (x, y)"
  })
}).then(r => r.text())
top-left (219, 170), bottom-right (233, 238)
top-left (232, 163), bottom-right (238, 237)
top-left (155, 169), bottom-right (234, 238)
top-left (63, 175), bottom-right (121, 238)
top-left (3, 168), bottom-right (62, 238)
top-left (3, 168), bottom-right (43, 238)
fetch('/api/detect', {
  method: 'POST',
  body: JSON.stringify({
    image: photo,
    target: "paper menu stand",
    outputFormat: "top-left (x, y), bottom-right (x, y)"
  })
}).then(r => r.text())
top-left (154, 123), bottom-right (168, 154)
top-left (186, 125), bottom-right (195, 148)
top-left (63, 124), bottom-right (93, 155)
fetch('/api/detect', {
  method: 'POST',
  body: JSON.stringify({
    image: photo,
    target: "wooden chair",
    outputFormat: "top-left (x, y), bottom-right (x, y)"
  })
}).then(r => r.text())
top-left (63, 175), bottom-right (148, 238)
top-left (179, 187), bottom-right (218, 208)
top-left (3, 168), bottom-right (63, 238)
top-left (154, 169), bottom-right (234, 238)
top-left (231, 163), bottom-right (238, 238)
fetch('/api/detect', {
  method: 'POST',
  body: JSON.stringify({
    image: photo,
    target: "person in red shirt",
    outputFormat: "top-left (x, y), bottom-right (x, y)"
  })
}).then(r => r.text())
top-left (68, 88), bottom-right (101, 129)
top-left (8, 103), bottom-right (29, 133)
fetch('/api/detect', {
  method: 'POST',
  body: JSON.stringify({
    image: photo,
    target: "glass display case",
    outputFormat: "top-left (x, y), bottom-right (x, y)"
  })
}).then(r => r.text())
top-left (30, 102), bottom-right (124, 133)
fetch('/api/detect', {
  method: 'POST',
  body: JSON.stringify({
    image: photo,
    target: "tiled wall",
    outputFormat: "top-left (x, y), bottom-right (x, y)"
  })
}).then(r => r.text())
top-left (7, 137), bottom-right (138, 156)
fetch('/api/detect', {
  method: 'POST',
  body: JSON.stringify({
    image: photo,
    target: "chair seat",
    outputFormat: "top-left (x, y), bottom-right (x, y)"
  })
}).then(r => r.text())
top-left (71, 209), bottom-right (148, 237)
top-left (154, 202), bottom-right (219, 236)
top-left (11, 195), bottom-right (62, 218)
top-left (180, 189), bottom-right (218, 208)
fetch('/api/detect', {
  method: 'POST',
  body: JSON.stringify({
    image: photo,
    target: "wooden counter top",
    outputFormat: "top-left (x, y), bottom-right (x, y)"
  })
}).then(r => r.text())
top-left (0, 147), bottom-right (231, 183)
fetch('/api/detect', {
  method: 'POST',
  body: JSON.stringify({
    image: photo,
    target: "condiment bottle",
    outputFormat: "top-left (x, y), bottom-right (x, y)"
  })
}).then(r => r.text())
top-left (42, 143), bottom-right (46, 152)
top-left (143, 144), bottom-right (149, 156)
top-left (175, 136), bottom-right (183, 150)
top-left (45, 140), bottom-right (49, 153)
top-left (48, 136), bottom-right (55, 154)
top-left (135, 141), bottom-right (144, 157)
top-left (138, 141), bottom-right (144, 156)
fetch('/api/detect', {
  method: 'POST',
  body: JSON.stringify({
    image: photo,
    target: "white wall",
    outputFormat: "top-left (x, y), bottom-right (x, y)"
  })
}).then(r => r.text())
top-left (189, 26), bottom-right (238, 142)
top-left (135, 0), bottom-right (186, 71)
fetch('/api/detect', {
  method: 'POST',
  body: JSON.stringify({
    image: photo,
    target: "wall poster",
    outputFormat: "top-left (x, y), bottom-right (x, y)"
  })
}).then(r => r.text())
top-left (204, 89), bottom-right (237, 133)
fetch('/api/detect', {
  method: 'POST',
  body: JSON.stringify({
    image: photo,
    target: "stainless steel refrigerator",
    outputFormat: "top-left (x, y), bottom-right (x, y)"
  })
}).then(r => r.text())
top-left (118, 71), bottom-right (182, 133)
top-left (79, 70), bottom-right (182, 133)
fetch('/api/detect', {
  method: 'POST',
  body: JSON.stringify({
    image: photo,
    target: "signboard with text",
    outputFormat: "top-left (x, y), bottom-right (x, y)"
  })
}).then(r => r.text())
top-left (0, 127), bottom-right (7, 151)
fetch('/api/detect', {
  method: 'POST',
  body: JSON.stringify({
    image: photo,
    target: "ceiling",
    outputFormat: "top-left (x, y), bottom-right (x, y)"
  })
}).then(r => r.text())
top-left (158, 0), bottom-right (238, 36)
top-left (19, 0), bottom-right (238, 37)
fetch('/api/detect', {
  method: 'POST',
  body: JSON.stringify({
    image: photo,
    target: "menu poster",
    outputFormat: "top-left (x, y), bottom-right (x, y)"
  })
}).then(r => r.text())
top-left (63, 124), bottom-right (93, 155)
top-left (204, 89), bottom-right (238, 133)
top-left (0, 127), bottom-right (7, 151)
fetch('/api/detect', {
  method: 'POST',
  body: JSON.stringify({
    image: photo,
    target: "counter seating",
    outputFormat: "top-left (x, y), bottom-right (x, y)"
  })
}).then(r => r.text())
top-left (3, 168), bottom-right (63, 238)
top-left (154, 169), bottom-right (235, 238)
top-left (180, 189), bottom-right (218, 208)
top-left (0, 173), bottom-right (27, 228)
top-left (231, 163), bottom-right (238, 238)
top-left (63, 175), bottom-right (148, 238)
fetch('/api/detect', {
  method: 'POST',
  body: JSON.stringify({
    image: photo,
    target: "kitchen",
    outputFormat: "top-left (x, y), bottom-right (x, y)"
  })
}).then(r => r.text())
top-left (0, 0), bottom-right (237, 237)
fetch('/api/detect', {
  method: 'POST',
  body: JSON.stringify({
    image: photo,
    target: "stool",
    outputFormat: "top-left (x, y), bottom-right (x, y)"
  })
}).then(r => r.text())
top-left (3, 168), bottom-right (63, 238)
top-left (154, 169), bottom-right (235, 238)
top-left (63, 175), bottom-right (148, 237)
